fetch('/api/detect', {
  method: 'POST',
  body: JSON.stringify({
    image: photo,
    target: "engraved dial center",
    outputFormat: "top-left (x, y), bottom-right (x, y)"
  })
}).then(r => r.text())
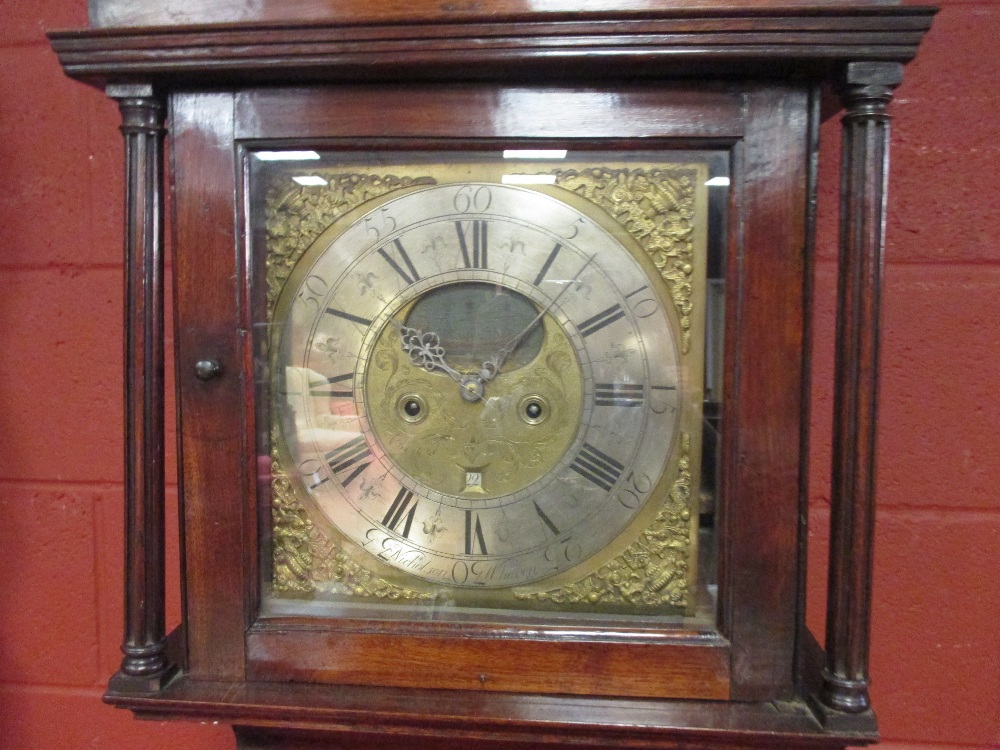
top-left (364, 280), bottom-right (584, 499)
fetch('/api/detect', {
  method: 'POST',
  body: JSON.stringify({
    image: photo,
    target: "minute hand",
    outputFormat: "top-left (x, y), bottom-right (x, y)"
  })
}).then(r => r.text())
top-left (478, 254), bottom-right (596, 383)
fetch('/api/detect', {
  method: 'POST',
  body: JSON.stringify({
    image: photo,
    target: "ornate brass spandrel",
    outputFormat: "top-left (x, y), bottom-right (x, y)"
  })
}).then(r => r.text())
top-left (271, 452), bottom-right (431, 600)
top-left (271, 462), bottom-right (314, 594)
top-left (554, 167), bottom-right (700, 353)
top-left (264, 173), bottom-right (436, 318)
top-left (515, 432), bottom-right (694, 609)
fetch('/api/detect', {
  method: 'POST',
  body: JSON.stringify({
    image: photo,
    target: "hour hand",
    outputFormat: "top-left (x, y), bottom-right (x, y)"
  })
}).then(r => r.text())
top-left (392, 321), bottom-right (463, 382)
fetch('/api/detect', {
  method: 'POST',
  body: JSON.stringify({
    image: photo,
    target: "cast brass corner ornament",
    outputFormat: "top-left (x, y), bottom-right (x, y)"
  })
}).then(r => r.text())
top-left (271, 453), bottom-right (432, 600)
top-left (554, 167), bottom-right (700, 354)
top-left (514, 432), bottom-right (693, 609)
top-left (265, 173), bottom-right (437, 317)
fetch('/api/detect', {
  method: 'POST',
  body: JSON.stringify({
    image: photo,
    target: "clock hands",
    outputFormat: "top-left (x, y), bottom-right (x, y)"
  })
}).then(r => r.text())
top-left (391, 254), bottom-right (594, 401)
top-left (392, 320), bottom-right (485, 402)
top-left (393, 321), bottom-right (463, 382)
top-left (478, 254), bottom-right (596, 383)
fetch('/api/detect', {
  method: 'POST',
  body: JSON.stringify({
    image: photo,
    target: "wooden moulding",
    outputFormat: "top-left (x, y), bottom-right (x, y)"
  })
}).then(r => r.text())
top-left (106, 663), bottom-right (872, 750)
top-left (106, 83), bottom-right (176, 695)
top-left (86, 0), bottom-right (914, 30)
top-left (49, 6), bottom-right (935, 88)
top-left (246, 625), bottom-right (730, 699)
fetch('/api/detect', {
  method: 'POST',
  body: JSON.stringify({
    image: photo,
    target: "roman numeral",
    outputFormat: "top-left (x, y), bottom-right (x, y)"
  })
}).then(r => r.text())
top-left (464, 510), bottom-right (488, 555)
top-left (595, 382), bottom-right (644, 407)
top-left (308, 372), bottom-right (354, 398)
top-left (533, 242), bottom-right (563, 286)
top-left (381, 487), bottom-right (418, 538)
top-left (325, 308), bottom-right (373, 327)
top-left (456, 220), bottom-right (488, 269)
top-left (578, 303), bottom-right (626, 338)
top-left (324, 435), bottom-right (372, 487)
top-left (377, 239), bottom-right (421, 285)
top-left (569, 442), bottom-right (625, 492)
top-left (533, 500), bottom-right (560, 537)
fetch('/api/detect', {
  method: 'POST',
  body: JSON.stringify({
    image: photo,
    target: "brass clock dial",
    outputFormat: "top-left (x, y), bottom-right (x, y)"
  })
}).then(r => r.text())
top-left (271, 175), bottom-right (702, 602)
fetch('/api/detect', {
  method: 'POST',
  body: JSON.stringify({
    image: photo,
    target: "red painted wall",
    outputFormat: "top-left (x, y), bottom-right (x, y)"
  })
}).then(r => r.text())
top-left (0, 1), bottom-right (996, 748)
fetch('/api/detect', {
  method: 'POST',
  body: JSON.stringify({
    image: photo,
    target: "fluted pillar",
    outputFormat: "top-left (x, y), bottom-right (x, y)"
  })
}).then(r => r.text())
top-left (106, 83), bottom-right (173, 693)
top-left (822, 61), bottom-right (903, 714)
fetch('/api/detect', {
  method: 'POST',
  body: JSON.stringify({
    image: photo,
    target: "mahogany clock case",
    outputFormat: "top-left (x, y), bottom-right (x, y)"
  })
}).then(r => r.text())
top-left (169, 81), bottom-right (808, 703)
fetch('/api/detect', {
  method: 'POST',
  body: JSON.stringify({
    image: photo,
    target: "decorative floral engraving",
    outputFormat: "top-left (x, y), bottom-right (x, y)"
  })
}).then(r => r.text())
top-left (515, 433), bottom-right (693, 609)
top-left (555, 168), bottom-right (699, 353)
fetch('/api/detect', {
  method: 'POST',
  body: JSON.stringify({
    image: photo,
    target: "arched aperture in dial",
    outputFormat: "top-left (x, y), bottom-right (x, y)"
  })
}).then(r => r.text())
top-left (404, 281), bottom-right (543, 373)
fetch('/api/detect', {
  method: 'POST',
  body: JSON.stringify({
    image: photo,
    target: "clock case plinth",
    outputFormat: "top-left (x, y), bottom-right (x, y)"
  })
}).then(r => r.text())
top-left (50, 3), bottom-right (933, 749)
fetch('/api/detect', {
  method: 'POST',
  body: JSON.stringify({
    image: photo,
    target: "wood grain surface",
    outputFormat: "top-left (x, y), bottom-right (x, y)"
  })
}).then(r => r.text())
top-left (49, 8), bottom-right (935, 89)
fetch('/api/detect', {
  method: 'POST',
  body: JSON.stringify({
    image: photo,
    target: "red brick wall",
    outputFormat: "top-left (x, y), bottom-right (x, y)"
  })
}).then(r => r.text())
top-left (0, 1), bottom-right (996, 748)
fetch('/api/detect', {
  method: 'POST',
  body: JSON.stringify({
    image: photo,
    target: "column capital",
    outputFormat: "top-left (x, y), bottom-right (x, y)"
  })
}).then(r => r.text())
top-left (837, 61), bottom-right (904, 119)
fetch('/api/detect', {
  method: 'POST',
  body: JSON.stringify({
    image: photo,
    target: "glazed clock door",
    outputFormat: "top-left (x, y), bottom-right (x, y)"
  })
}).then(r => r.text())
top-left (172, 83), bottom-right (810, 702)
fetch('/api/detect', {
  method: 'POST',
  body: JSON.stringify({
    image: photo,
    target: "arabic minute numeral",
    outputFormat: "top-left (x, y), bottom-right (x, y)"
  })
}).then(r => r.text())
top-left (453, 185), bottom-right (492, 213)
top-left (297, 458), bottom-right (329, 490)
top-left (296, 274), bottom-right (329, 312)
top-left (615, 471), bottom-right (653, 510)
top-left (364, 206), bottom-right (397, 241)
top-left (650, 384), bottom-right (678, 414)
top-left (564, 217), bottom-right (585, 240)
top-left (624, 284), bottom-right (660, 319)
top-left (544, 536), bottom-right (582, 565)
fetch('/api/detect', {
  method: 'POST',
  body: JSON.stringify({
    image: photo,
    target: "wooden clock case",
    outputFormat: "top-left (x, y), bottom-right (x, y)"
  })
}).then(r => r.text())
top-left (50, 2), bottom-right (934, 748)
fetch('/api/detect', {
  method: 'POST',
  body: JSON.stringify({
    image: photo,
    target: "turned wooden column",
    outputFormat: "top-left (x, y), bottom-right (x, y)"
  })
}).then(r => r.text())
top-left (106, 83), bottom-right (173, 693)
top-left (822, 61), bottom-right (903, 714)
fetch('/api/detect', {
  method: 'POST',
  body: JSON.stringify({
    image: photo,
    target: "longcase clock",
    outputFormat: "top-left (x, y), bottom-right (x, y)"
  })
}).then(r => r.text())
top-left (50, 1), bottom-right (934, 748)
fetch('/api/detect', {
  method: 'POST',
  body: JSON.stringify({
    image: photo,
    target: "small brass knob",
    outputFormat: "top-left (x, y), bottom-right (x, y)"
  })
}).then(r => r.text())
top-left (194, 359), bottom-right (222, 381)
